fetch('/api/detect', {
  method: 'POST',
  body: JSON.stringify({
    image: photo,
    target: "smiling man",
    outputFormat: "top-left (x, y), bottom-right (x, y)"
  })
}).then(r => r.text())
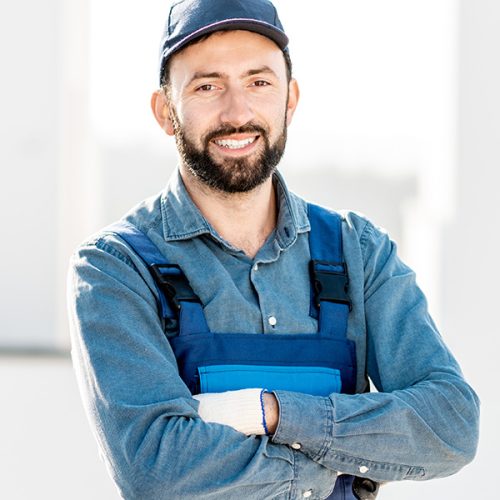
top-left (68, 1), bottom-right (479, 499)
top-left (160, 30), bottom-right (294, 196)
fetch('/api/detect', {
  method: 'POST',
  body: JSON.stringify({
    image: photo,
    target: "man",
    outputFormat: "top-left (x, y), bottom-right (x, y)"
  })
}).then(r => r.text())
top-left (67, 1), bottom-right (479, 499)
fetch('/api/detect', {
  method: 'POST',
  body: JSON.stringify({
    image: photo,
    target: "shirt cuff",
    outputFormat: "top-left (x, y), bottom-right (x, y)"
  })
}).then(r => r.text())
top-left (272, 390), bottom-right (334, 461)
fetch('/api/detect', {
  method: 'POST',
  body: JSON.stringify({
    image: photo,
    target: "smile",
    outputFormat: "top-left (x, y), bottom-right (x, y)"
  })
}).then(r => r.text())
top-left (213, 136), bottom-right (258, 150)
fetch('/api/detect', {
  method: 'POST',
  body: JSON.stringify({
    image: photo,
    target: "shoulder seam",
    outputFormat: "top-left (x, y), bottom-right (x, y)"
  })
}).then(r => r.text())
top-left (93, 237), bottom-right (136, 269)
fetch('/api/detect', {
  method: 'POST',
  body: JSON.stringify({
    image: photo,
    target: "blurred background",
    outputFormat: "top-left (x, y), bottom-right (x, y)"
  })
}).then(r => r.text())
top-left (1, 0), bottom-right (498, 498)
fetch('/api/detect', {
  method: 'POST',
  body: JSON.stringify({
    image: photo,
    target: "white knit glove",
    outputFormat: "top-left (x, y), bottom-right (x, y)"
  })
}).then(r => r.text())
top-left (193, 388), bottom-right (267, 435)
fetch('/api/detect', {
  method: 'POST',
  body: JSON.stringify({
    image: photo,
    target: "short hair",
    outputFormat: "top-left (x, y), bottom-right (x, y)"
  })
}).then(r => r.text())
top-left (160, 33), bottom-right (293, 89)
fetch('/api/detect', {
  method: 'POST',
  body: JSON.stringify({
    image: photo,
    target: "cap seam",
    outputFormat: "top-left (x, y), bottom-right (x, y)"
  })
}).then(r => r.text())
top-left (167, 2), bottom-right (179, 37)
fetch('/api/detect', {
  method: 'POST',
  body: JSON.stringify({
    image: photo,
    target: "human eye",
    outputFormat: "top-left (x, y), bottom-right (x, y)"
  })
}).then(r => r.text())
top-left (196, 83), bottom-right (218, 92)
top-left (251, 80), bottom-right (271, 87)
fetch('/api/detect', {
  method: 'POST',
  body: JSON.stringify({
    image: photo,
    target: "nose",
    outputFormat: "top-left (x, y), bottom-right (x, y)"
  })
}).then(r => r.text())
top-left (218, 86), bottom-right (254, 128)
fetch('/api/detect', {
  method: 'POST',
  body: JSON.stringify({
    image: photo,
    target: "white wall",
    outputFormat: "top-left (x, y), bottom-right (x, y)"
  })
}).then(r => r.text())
top-left (0, 0), bottom-right (61, 348)
top-left (441, 0), bottom-right (500, 487)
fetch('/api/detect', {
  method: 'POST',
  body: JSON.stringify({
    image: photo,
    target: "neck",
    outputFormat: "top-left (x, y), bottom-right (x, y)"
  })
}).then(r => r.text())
top-left (179, 166), bottom-right (277, 258)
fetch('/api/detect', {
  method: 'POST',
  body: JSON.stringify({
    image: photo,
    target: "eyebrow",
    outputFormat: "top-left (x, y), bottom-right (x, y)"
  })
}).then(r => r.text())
top-left (187, 66), bottom-right (278, 86)
top-left (244, 66), bottom-right (277, 78)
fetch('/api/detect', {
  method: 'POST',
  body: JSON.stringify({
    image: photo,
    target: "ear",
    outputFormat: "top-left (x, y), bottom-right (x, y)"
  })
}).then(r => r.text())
top-left (285, 78), bottom-right (300, 126)
top-left (151, 89), bottom-right (175, 136)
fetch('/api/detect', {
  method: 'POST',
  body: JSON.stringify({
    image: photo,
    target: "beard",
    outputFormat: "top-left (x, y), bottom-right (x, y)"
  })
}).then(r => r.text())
top-left (170, 108), bottom-right (287, 193)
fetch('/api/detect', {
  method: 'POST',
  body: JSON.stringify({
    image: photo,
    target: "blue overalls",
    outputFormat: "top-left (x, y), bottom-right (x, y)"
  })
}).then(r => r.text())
top-left (108, 203), bottom-right (376, 500)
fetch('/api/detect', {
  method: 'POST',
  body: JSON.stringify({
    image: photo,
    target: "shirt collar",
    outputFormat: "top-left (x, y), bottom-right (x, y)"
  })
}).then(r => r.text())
top-left (160, 168), bottom-right (310, 248)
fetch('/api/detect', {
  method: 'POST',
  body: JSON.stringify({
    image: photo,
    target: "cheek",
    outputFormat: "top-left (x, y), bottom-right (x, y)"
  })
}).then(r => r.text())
top-left (264, 101), bottom-right (288, 137)
top-left (178, 103), bottom-right (214, 135)
top-left (172, 106), bottom-right (200, 137)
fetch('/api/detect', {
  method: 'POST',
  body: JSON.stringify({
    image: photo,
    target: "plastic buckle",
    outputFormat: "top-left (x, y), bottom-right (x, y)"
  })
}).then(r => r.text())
top-left (150, 263), bottom-right (199, 310)
top-left (310, 260), bottom-right (352, 311)
top-left (353, 477), bottom-right (379, 499)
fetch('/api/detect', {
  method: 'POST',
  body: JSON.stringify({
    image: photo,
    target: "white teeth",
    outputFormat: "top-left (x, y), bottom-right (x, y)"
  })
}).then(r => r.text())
top-left (214, 137), bottom-right (256, 149)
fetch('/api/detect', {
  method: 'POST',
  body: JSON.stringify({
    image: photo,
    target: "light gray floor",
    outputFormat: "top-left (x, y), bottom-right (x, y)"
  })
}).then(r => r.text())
top-left (2, 356), bottom-right (118, 500)
top-left (2, 356), bottom-right (491, 500)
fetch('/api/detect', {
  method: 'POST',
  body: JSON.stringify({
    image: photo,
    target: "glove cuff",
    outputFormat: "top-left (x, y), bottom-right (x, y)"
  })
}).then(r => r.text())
top-left (194, 388), bottom-right (267, 435)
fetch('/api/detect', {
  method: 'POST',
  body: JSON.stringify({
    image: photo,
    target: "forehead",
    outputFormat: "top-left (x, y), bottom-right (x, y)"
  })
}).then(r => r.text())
top-left (168, 30), bottom-right (286, 80)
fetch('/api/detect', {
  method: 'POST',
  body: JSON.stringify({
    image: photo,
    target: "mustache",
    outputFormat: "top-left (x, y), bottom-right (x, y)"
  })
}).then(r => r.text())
top-left (203, 123), bottom-right (268, 145)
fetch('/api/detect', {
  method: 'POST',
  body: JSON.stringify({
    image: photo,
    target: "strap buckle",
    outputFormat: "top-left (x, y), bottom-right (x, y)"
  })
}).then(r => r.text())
top-left (149, 263), bottom-right (199, 310)
top-left (353, 476), bottom-right (380, 499)
top-left (310, 260), bottom-right (352, 311)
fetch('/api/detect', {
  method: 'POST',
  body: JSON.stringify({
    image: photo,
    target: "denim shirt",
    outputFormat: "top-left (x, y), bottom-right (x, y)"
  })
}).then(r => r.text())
top-left (68, 169), bottom-right (479, 500)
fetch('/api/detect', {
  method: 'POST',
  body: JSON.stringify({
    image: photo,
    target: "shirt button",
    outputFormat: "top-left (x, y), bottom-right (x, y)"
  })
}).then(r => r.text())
top-left (291, 442), bottom-right (302, 450)
top-left (359, 465), bottom-right (369, 474)
top-left (268, 316), bottom-right (277, 326)
top-left (253, 264), bottom-right (259, 271)
top-left (303, 490), bottom-right (312, 498)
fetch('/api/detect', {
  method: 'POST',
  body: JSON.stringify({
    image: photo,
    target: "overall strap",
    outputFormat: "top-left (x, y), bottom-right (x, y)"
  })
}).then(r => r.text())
top-left (105, 220), bottom-right (209, 336)
top-left (307, 204), bottom-right (351, 340)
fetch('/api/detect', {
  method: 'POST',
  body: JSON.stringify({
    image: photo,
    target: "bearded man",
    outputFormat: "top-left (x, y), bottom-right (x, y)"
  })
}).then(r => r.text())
top-left (68, 1), bottom-right (479, 499)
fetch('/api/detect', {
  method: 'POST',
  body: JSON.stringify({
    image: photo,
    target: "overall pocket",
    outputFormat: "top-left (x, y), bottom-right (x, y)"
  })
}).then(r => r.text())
top-left (198, 364), bottom-right (342, 396)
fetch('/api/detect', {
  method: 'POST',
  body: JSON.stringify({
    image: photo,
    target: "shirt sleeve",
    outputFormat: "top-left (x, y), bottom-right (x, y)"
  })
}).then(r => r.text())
top-left (67, 235), bottom-right (337, 500)
top-left (272, 217), bottom-right (480, 483)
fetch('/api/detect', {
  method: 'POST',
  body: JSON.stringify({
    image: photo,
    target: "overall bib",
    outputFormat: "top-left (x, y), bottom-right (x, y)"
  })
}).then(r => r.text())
top-left (108, 204), bottom-right (378, 499)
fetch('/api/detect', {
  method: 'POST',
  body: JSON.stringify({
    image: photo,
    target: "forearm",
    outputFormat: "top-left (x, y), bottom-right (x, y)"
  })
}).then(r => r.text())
top-left (193, 378), bottom-right (477, 483)
top-left (87, 392), bottom-right (307, 499)
top-left (272, 371), bottom-right (479, 482)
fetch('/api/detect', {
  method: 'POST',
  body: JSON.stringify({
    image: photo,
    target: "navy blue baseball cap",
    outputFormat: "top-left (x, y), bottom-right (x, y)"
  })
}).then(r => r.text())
top-left (158, 0), bottom-right (289, 85)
